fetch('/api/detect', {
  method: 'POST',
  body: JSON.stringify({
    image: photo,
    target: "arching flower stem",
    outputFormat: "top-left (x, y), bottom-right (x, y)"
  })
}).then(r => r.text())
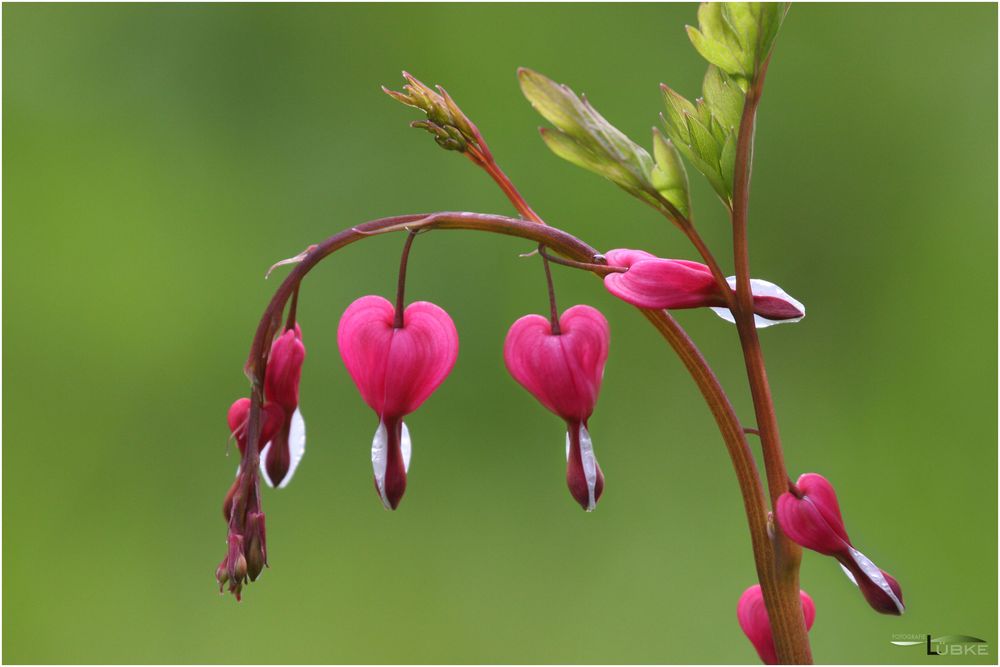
top-left (232, 211), bottom-right (778, 626)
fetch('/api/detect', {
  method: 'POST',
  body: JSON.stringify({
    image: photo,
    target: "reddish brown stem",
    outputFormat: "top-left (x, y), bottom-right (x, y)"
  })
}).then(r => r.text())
top-left (393, 230), bottom-right (419, 328)
top-left (730, 57), bottom-right (812, 664)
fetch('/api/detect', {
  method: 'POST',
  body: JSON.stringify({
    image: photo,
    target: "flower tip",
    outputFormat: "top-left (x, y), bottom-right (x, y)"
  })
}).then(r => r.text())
top-left (848, 560), bottom-right (905, 615)
top-left (566, 423), bottom-right (604, 511)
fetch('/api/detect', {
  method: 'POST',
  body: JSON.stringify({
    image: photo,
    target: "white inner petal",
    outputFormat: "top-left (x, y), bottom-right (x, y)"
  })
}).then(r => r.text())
top-left (371, 420), bottom-right (390, 509)
top-left (710, 276), bottom-right (806, 328)
top-left (277, 408), bottom-right (306, 489)
top-left (839, 562), bottom-right (859, 586)
top-left (401, 421), bottom-right (412, 473)
top-left (579, 425), bottom-right (598, 512)
top-left (566, 425), bottom-right (599, 512)
top-left (847, 546), bottom-right (905, 614)
top-left (259, 441), bottom-right (275, 488)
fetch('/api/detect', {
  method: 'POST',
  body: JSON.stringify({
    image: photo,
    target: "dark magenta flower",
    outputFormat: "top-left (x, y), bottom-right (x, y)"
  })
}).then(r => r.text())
top-left (223, 398), bottom-right (285, 521)
top-left (602, 249), bottom-right (804, 327)
top-left (776, 473), bottom-right (904, 615)
top-left (337, 295), bottom-right (459, 510)
top-left (504, 305), bottom-right (609, 511)
top-left (261, 325), bottom-right (307, 488)
top-left (737, 584), bottom-right (816, 665)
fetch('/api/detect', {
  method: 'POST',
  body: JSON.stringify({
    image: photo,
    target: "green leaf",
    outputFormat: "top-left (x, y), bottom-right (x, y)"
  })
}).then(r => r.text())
top-left (686, 3), bottom-right (790, 80)
top-left (685, 112), bottom-right (722, 168)
top-left (539, 128), bottom-right (634, 186)
top-left (521, 68), bottom-right (687, 221)
top-left (687, 3), bottom-right (750, 77)
top-left (660, 84), bottom-right (697, 145)
top-left (702, 65), bottom-right (744, 131)
top-left (651, 129), bottom-right (691, 217)
top-left (518, 68), bottom-right (592, 144)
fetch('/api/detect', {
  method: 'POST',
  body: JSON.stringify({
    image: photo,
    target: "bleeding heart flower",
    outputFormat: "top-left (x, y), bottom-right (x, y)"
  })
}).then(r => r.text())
top-left (223, 398), bottom-right (285, 521)
top-left (737, 584), bottom-right (816, 665)
top-left (776, 473), bottom-right (904, 615)
top-left (602, 249), bottom-right (804, 328)
top-left (504, 305), bottom-right (609, 511)
top-left (262, 325), bottom-right (307, 488)
top-left (337, 295), bottom-right (459, 510)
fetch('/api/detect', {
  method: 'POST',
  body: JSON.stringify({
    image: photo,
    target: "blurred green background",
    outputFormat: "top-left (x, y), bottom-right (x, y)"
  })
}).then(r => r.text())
top-left (3, 3), bottom-right (996, 664)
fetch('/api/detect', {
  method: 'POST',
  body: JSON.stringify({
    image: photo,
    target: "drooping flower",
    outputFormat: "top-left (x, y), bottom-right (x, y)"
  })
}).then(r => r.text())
top-left (261, 325), bottom-right (307, 488)
top-left (602, 249), bottom-right (804, 328)
top-left (776, 473), bottom-right (905, 615)
top-left (737, 584), bottom-right (816, 665)
top-left (223, 398), bottom-right (285, 521)
top-left (504, 305), bottom-right (609, 511)
top-left (337, 295), bottom-right (459, 510)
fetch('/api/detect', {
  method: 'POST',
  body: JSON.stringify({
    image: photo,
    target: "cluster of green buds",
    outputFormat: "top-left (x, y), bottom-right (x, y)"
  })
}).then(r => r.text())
top-left (383, 72), bottom-right (491, 161)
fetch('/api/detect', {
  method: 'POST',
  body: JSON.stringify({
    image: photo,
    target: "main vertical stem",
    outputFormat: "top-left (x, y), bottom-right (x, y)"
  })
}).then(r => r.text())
top-left (731, 58), bottom-right (812, 664)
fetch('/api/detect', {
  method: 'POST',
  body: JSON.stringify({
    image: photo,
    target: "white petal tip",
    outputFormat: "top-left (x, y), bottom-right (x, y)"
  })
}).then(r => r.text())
top-left (259, 442), bottom-right (275, 488)
top-left (276, 408), bottom-right (306, 489)
top-left (712, 277), bottom-right (805, 328)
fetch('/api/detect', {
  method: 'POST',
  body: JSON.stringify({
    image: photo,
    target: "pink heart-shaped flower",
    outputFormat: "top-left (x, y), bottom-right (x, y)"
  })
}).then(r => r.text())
top-left (503, 305), bottom-right (609, 422)
top-left (338, 295), bottom-right (459, 419)
top-left (337, 295), bottom-right (458, 510)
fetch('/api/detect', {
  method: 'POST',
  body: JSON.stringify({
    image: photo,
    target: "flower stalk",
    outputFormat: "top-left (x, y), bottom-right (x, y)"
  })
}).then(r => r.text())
top-left (728, 56), bottom-right (812, 663)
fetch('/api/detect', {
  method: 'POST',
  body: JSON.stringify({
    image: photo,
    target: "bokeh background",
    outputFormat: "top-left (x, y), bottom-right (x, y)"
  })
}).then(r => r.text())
top-left (3, 3), bottom-right (996, 664)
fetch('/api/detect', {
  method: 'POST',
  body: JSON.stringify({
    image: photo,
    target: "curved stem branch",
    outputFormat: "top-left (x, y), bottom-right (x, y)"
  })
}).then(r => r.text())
top-left (235, 211), bottom-right (779, 632)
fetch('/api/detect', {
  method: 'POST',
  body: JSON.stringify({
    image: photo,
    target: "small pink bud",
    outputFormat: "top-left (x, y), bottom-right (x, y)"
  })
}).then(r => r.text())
top-left (504, 305), bottom-right (609, 511)
top-left (265, 325), bottom-right (305, 410)
top-left (224, 399), bottom-right (286, 521)
top-left (226, 398), bottom-right (285, 457)
top-left (603, 249), bottom-right (804, 328)
top-left (776, 473), bottom-right (904, 615)
top-left (338, 295), bottom-right (459, 510)
top-left (737, 584), bottom-right (815, 665)
top-left (262, 325), bottom-right (308, 488)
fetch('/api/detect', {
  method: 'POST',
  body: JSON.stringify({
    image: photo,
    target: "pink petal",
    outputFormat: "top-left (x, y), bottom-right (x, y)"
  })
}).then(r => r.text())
top-left (265, 325), bottom-right (306, 412)
top-left (227, 398), bottom-right (285, 457)
top-left (795, 474), bottom-right (850, 543)
top-left (337, 296), bottom-right (395, 414)
top-left (604, 258), bottom-right (717, 310)
top-left (382, 301), bottom-right (460, 417)
top-left (737, 585), bottom-right (815, 665)
top-left (604, 248), bottom-right (659, 267)
top-left (775, 492), bottom-right (849, 556)
top-left (337, 296), bottom-right (458, 419)
top-left (503, 305), bottom-right (609, 422)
